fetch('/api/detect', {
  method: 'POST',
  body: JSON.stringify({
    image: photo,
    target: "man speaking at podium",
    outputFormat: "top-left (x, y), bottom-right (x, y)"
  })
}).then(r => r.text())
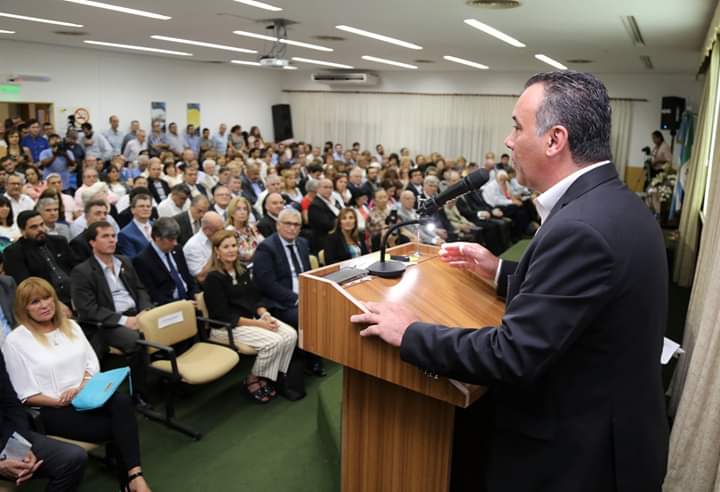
top-left (351, 71), bottom-right (668, 492)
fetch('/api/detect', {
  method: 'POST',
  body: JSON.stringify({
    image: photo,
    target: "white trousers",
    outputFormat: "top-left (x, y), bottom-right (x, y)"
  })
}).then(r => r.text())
top-left (210, 321), bottom-right (296, 381)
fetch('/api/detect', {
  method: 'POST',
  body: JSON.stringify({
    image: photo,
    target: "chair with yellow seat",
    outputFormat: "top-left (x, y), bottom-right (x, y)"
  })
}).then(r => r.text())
top-left (135, 300), bottom-right (240, 439)
top-left (309, 254), bottom-right (319, 270)
top-left (194, 292), bottom-right (258, 356)
top-left (318, 249), bottom-right (326, 266)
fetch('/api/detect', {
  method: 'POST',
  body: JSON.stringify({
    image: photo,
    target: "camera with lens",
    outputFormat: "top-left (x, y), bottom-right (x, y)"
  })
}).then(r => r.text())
top-left (386, 209), bottom-right (399, 226)
top-left (641, 146), bottom-right (651, 156)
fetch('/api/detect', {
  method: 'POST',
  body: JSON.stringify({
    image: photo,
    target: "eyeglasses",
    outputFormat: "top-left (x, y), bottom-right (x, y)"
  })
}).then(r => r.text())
top-left (280, 221), bottom-right (302, 227)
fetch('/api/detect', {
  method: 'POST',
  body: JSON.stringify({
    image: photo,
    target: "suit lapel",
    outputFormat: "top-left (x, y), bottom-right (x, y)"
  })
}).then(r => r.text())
top-left (90, 257), bottom-right (114, 306)
top-left (544, 164), bottom-right (619, 226)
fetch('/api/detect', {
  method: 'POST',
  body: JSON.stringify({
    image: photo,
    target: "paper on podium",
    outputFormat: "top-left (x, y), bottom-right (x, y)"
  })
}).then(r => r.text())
top-left (662, 337), bottom-right (684, 365)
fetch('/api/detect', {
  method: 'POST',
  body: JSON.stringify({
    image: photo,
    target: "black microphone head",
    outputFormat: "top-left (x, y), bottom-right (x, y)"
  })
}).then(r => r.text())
top-left (466, 168), bottom-right (491, 190)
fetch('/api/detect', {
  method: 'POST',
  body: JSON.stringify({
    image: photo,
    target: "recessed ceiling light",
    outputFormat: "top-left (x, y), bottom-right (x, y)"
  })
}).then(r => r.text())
top-left (283, 65), bottom-right (298, 70)
top-left (361, 55), bottom-right (418, 69)
top-left (443, 55), bottom-right (489, 70)
top-left (534, 54), bottom-right (567, 70)
top-left (463, 19), bottom-right (525, 48)
top-left (336, 25), bottom-right (422, 50)
top-left (291, 57), bottom-right (353, 69)
top-left (151, 35), bottom-right (256, 54)
top-left (232, 0), bottom-right (282, 12)
top-left (0, 29), bottom-right (15, 34)
top-left (64, 0), bottom-right (171, 20)
top-left (84, 40), bottom-right (192, 56)
top-left (0, 12), bottom-right (84, 28)
top-left (231, 59), bottom-right (262, 66)
top-left (232, 30), bottom-right (333, 52)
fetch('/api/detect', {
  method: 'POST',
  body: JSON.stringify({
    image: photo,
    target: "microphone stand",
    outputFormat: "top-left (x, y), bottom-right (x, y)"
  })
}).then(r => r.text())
top-left (367, 217), bottom-right (432, 278)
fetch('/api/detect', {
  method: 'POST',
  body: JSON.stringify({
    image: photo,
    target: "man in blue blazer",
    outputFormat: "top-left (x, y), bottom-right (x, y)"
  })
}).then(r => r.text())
top-left (132, 217), bottom-right (198, 306)
top-left (117, 193), bottom-right (153, 258)
top-left (351, 71), bottom-right (668, 492)
top-left (254, 208), bottom-right (325, 377)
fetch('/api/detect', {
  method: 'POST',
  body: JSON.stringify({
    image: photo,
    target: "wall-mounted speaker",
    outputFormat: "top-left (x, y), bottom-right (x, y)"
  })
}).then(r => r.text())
top-left (660, 96), bottom-right (686, 132)
top-left (271, 104), bottom-right (293, 142)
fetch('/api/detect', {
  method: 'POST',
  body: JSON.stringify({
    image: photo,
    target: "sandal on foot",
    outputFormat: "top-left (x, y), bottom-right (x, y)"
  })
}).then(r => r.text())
top-left (244, 378), bottom-right (271, 403)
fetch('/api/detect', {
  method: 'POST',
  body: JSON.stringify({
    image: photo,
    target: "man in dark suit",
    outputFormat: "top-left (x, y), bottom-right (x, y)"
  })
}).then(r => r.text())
top-left (404, 168), bottom-right (426, 205)
top-left (132, 217), bottom-right (198, 306)
top-left (4, 211), bottom-right (74, 306)
top-left (69, 199), bottom-right (111, 265)
top-left (0, 276), bottom-right (15, 340)
top-left (117, 193), bottom-right (153, 258)
top-left (254, 208), bottom-right (325, 377)
top-left (146, 158), bottom-right (170, 204)
top-left (307, 178), bottom-right (343, 253)
top-left (256, 192), bottom-right (284, 238)
top-left (0, 352), bottom-right (87, 491)
top-left (172, 194), bottom-right (209, 246)
top-left (241, 162), bottom-right (265, 206)
top-left (351, 71), bottom-right (669, 492)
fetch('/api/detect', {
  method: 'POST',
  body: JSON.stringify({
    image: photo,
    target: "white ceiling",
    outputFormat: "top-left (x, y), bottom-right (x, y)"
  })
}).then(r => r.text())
top-left (0, 0), bottom-right (714, 73)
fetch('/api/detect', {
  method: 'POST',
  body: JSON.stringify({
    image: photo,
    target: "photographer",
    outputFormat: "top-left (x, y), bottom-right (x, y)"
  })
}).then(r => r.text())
top-left (39, 134), bottom-right (76, 191)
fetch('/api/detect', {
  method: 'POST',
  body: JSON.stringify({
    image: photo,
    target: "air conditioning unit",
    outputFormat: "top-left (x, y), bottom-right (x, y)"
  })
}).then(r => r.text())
top-left (5, 74), bottom-right (51, 83)
top-left (311, 72), bottom-right (379, 86)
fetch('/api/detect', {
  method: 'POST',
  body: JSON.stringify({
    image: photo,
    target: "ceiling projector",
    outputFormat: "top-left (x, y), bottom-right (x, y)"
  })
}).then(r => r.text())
top-left (259, 57), bottom-right (289, 68)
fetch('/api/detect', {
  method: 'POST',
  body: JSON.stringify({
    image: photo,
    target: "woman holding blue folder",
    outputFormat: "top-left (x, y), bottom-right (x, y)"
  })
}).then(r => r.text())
top-left (1, 277), bottom-right (152, 492)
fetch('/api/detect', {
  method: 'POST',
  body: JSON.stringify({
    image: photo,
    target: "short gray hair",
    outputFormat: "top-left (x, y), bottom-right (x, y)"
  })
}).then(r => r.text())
top-left (36, 197), bottom-right (59, 211)
top-left (151, 217), bottom-right (181, 240)
top-left (423, 175), bottom-right (440, 187)
top-left (278, 208), bottom-right (301, 223)
top-left (305, 178), bottom-right (320, 193)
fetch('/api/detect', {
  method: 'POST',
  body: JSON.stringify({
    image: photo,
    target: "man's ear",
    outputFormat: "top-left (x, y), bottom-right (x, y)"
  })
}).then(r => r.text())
top-left (546, 125), bottom-right (569, 158)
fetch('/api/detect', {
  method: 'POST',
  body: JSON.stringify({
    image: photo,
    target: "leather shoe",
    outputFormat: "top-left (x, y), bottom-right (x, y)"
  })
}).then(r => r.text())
top-left (305, 360), bottom-right (327, 377)
top-left (133, 393), bottom-right (153, 410)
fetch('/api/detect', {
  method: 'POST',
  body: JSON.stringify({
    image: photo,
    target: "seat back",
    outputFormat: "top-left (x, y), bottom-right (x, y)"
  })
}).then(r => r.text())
top-left (318, 249), bottom-right (326, 266)
top-left (138, 300), bottom-right (198, 348)
top-left (195, 292), bottom-right (208, 318)
top-left (309, 254), bottom-right (319, 270)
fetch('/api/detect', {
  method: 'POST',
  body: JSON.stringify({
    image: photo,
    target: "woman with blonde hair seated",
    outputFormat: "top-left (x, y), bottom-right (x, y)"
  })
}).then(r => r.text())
top-left (2, 277), bottom-right (152, 492)
top-left (225, 196), bottom-right (264, 265)
top-left (203, 230), bottom-right (297, 403)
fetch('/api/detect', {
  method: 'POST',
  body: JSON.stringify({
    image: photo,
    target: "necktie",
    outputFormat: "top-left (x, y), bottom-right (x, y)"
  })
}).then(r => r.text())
top-left (144, 224), bottom-right (151, 239)
top-left (165, 252), bottom-right (187, 299)
top-left (193, 219), bottom-right (200, 234)
top-left (286, 244), bottom-right (303, 276)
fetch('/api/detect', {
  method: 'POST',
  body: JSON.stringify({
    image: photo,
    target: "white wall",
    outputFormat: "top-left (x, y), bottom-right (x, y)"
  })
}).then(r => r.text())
top-left (0, 39), bottom-right (285, 138)
top-left (283, 70), bottom-right (703, 167)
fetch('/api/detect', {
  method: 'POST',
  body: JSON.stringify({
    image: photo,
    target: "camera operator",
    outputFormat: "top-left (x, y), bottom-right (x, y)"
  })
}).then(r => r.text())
top-left (39, 134), bottom-right (76, 192)
top-left (650, 130), bottom-right (673, 171)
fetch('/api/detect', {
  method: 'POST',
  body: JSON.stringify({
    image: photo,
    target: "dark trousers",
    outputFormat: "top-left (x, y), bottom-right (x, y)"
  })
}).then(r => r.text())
top-left (88, 324), bottom-right (146, 396)
top-left (27, 431), bottom-right (87, 492)
top-left (38, 393), bottom-right (141, 472)
top-left (271, 307), bottom-right (321, 367)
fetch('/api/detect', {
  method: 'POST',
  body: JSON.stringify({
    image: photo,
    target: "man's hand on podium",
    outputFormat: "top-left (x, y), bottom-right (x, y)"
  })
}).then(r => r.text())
top-left (351, 302), bottom-right (420, 347)
top-left (439, 241), bottom-right (499, 281)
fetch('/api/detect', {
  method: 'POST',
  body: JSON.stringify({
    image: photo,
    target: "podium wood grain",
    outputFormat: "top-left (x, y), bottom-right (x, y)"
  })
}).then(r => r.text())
top-left (299, 243), bottom-right (505, 491)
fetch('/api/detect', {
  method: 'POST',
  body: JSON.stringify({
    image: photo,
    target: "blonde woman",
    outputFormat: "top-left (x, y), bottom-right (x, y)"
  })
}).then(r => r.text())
top-left (2, 278), bottom-right (152, 492)
top-left (203, 231), bottom-right (297, 403)
top-left (226, 196), bottom-right (264, 265)
top-left (281, 169), bottom-right (303, 208)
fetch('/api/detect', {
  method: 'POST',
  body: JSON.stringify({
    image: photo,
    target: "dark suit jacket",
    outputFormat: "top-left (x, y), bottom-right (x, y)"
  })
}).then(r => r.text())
top-left (4, 236), bottom-right (74, 304)
top-left (69, 233), bottom-right (92, 265)
top-left (172, 210), bottom-right (195, 246)
top-left (400, 164), bottom-right (669, 492)
top-left (0, 353), bottom-right (31, 447)
top-left (117, 206), bottom-right (159, 229)
top-left (323, 232), bottom-right (367, 265)
top-left (132, 244), bottom-right (197, 306)
top-left (253, 233), bottom-right (310, 311)
top-left (70, 255), bottom-right (152, 327)
top-left (117, 221), bottom-right (150, 258)
top-left (256, 215), bottom-right (277, 238)
top-left (147, 177), bottom-right (170, 204)
top-left (307, 196), bottom-right (341, 253)
top-left (241, 175), bottom-right (265, 205)
top-left (0, 276), bottom-right (16, 328)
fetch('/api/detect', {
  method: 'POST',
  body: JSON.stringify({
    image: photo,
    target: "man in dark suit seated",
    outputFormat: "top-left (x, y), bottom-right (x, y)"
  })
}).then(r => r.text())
top-left (254, 208), bottom-right (325, 377)
top-left (117, 193), bottom-right (153, 258)
top-left (0, 349), bottom-right (87, 491)
top-left (132, 217), bottom-right (198, 306)
top-left (307, 178), bottom-right (343, 253)
top-left (172, 194), bottom-right (209, 246)
top-left (351, 71), bottom-right (670, 492)
top-left (241, 162), bottom-right (265, 206)
top-left (4, 211), bottom-right (74, 306)
top-left (116, 184), bottom-right (159, 229)
top-left (71, 221), bottom-right (152, 403)
top-left (256, 192), bottom-right (284, 238)
top-left (69, 198), bottom-right (111, 264)
top-left (405, 168), bottom-right (426, 205)
top-left (146, 157), bottom-right (170, 204)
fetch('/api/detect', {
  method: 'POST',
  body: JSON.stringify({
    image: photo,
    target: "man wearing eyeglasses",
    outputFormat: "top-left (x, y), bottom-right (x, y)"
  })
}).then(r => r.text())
top-left (254, 208), bottom-right (326, 378)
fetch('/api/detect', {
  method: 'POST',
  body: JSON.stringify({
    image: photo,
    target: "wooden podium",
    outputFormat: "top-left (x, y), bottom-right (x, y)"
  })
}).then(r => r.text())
top-left (299, 243), bottom-right (504, 492)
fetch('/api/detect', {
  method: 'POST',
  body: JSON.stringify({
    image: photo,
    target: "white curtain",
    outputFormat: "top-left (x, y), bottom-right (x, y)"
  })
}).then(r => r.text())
top-left (610, 100), bottom-right (634, 179)
top-left (288, 91), bottom-right (634, 171)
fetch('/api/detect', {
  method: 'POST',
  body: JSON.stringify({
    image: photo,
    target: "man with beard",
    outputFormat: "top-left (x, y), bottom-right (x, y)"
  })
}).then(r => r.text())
top-left (4, 210), bottom-right (74, 305)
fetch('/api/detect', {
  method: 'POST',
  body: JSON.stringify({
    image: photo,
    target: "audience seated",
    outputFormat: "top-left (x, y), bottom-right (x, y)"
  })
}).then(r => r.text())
top-left (481, 170), bottom-right (533, 240)
top-left (69, 199), bottom-right (112, 264)
top-left (256, 192), bottom-right (284, 238)
top-left (366, 188), bottom-right (398, 251)
top-left (0, 196), bottom-right (20, 241)
top-left (253, 175), bottom-right (282, 217)
top-left (308, 178), bottom-right (344, 254)
top-left (132, 217), bottom-right (198, 306)
top-left (172, 194), bottom-right (209, 246)
top-left (183, 211), bottom-right (225, 282)
top-left (4, 211), bottom-right (74, 306)
top-left (241, 163), bottom-right (265, 205)
top-left (146, 158), bottom-right (170, 204)
top-left (157, 184), bottom-right (190, 218)
top-left (396, 190), bottom-right (444, 246)
top-left (203, 230), bottom-right (297, 403)
top-left (225, 196), bottom-right (264, 266)
top-left (253, 208), bottom-right (325, 377)
top-left (37, 196), bottom-right (71, 242)
top-left (2, 277), bottom-right (151, 492)
top-left (181, 165), bottom-right (207, 199)
top-left (211, 184), bottom-right (231, 220)
top-left (4, 174), bottom-right (34, 217)
top-left (117, 193), bottom-right (153, 258)
top-left (323, 208), bottom-right (367, 264)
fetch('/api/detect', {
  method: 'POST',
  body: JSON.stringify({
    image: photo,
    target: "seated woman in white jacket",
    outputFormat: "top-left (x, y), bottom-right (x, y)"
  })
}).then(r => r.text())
top-left (2, 277), bottom-right (152, 492)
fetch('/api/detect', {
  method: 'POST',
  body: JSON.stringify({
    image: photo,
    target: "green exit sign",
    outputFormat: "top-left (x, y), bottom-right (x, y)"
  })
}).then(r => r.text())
top-left (0, 84), bottom-right (20, 95)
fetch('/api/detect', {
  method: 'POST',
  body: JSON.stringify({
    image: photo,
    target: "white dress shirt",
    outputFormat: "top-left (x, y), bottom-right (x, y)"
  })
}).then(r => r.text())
top-left (183, 230), bottom-right (211, 277)
top-left (157, 197), bottom-right (189, 218)
top-left (4, 193), bottom-right (34, 218)
top-left (96, 255), bottom-right (136, 324)
top-left (2, 321), bottom-right (99, 401)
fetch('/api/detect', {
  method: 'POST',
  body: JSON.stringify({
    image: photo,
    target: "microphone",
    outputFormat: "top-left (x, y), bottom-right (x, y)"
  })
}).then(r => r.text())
top-left (417, 169), bottom-right (490, 215)
top-left (367, 217), bottom-right (433, 278)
